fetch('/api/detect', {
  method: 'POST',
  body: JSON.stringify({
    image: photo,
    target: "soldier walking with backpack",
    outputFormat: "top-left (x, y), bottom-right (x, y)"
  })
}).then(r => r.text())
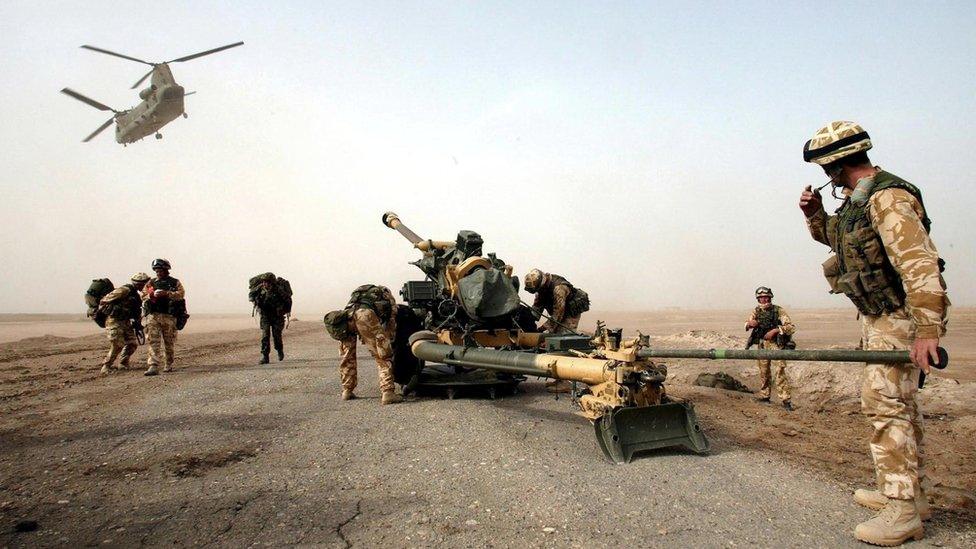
top-left (96, 272), bottom-right (150, 374)
top-left (142, 258), bottom-right (187, 376)
top-left (248, 273), bottom-right (293, 364)
top-left (323, 285), bottom-right (403, 405)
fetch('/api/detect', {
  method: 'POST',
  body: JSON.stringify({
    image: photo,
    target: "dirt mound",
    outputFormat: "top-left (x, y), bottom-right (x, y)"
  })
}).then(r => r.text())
top-left (655, 330), bottom-right (743, 349)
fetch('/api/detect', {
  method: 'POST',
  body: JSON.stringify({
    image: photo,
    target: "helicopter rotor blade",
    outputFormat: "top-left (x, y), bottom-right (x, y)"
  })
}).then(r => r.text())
top-left (61, 88), bottom-right (117, 112)
top-left (130, 68), bottom-right (154, 90)
top-left (183, 91), bottom-right (196, 96)
top-left (168, 41), bottom-right (244, 63)
top-left (83, 116), bottom-right (116, 143)
top-left (80, 45), bottom-right (154, 65)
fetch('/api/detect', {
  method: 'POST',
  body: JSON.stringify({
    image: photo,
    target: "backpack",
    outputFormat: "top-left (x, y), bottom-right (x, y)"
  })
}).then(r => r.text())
top-left (85, 278), bottom-right (114, 327)
top-left (249, 273), bottom-right (293, 313)
top-left (347, 284), bottom-right (393, 323)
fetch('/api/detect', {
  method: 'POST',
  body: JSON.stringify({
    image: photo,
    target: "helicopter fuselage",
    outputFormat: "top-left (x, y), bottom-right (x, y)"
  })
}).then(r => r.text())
top-left (114, 64), bottom-right (185, 143)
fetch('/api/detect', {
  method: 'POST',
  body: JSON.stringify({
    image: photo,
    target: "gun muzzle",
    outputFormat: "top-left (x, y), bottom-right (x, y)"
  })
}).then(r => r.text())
top-left (382, 212), bottom-right (423, 245)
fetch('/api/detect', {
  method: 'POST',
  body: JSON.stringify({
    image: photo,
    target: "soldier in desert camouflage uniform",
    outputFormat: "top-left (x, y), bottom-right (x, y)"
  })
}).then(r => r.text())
top-left (142, 258), bottom-right (187, 376)
top-left (800, 121), bottom-right (949, 546)
top-left (323, 285), bottom-right (402, 405)
top-left (744, 286), bottom-right (796, 410)
top-left (97, 272), bottom-right (150, 374)
top-left (524, 269), bottom-right (591, 393)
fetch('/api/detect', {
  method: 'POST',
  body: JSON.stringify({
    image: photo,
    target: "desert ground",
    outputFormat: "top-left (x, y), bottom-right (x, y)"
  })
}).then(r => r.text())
top-left (0, 309), bottom-right (974, 547)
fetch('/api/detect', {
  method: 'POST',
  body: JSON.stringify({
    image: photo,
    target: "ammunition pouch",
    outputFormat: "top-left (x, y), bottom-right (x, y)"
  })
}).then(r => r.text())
top-left (565, 289), bottom-right (591, 318)
top-left (822, 255), bottom-right (842, 294)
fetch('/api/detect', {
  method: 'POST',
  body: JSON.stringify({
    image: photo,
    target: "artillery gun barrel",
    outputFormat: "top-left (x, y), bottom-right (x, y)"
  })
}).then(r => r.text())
top-left (410, 333), bottom-right (612, 385)
top-left (636, 347), bottom-right (947, 364)
top-left (382, 211), bottom-right (454, 251)
top-left (382, 211), bottom-right (424, 245)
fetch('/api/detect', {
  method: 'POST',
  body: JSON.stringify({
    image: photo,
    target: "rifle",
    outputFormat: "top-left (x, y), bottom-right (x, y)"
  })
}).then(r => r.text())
top-left (133, 315), bottom-right (146, 345)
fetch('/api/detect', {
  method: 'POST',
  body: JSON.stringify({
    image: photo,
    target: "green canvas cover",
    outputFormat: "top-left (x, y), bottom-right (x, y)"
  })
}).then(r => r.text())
top-left (457, 268), bottom-right (519, 321)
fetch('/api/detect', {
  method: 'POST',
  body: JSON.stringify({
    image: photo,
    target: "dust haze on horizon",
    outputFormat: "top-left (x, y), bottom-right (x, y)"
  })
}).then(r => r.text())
top-left (0, 2), bottom-right (974, 316)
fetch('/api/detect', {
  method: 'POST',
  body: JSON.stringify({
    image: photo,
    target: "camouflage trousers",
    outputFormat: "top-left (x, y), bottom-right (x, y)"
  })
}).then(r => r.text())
top-left (260, 313), bottom-right (284, 357)
top-left (146, 313), bottom-right (178, 369)
top-left (861, 307), bottom-right (924, 500)
top-left (756, 338), bottom-right (792, 401)
top-left (102, 317), bottom-right (138, 368)
top-left (338, 308), bottom-right (396, 394)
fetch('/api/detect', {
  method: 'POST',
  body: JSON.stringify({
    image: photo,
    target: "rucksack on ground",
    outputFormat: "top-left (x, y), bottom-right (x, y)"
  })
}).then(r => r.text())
top-left (85, 278), bottom-right (114, 327)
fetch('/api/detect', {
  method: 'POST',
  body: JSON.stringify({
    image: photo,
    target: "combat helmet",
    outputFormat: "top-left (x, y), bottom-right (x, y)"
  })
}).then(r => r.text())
top-left (323, 309), bottom-right (352, 341)
top-left (803, 121), bottom-right (872, 166)
top-left (131, 272), bottom-right (151, 283)
top-left (151, 258), bottom-right (172, 271)
top-left (524, 269), bottom-right (544, 293)
top-left (755, 286), bottom-right (774, 299)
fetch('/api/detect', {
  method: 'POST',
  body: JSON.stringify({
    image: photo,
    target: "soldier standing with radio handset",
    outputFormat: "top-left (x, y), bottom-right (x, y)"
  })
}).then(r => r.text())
top-left (800, 121), bottom-right (949, 545)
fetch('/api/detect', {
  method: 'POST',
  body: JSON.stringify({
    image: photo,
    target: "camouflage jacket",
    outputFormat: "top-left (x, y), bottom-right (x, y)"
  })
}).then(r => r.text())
top-left (806, 171), bottom-right (949, 338)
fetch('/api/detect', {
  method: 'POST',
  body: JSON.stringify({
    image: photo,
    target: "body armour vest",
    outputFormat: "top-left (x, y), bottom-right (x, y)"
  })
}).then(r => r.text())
top-left (753, 305), bottom-right (781, 333)
top-left (542, 275), bottom-right (591, 318)
top-left (110, 284), bottom-right (144, 321)
top-left (821, 170), bottom-right (938, 316)
top-left (145, 276), bottom-right (181, 315)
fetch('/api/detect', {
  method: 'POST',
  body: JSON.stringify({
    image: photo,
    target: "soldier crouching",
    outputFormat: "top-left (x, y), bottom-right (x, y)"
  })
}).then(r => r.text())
top-left (98, 272), bottom-right (150, 374)
top-left (324, 285), bottom-right (402, 405)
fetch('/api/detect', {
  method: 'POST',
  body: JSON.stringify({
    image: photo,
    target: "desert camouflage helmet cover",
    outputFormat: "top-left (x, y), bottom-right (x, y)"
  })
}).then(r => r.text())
top-left (323, 309), bottom-right (352, 341)
top-left (151, 258), bottom-right (172, 270)
top-left (524, 269), bottom-right (544, 293)
top-left (755, 286), bottom-right (774, 298)
top-left (131, 272), bottom-right (151, 283)
top-left (803, 121), bottom-right (872, 166)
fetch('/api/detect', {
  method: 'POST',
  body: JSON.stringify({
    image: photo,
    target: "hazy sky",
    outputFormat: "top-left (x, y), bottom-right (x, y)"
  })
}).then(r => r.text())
top-left (1, 1), bottom-right (974, 315)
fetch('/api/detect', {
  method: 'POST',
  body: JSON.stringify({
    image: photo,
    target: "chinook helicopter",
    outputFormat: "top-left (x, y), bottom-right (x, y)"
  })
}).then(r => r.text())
top-left (60, 41), bottom-right (244, 144)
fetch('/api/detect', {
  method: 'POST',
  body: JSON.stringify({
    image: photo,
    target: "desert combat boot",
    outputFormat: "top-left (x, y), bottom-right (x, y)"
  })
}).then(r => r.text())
top-left (381, 391), bottom-right (403, 405)
top-left (854, 499), bottom-right (923, 546)
top-left (854, 488), bottom-right (931, 521)
top-left (341, 389), bottom-right (357, 401)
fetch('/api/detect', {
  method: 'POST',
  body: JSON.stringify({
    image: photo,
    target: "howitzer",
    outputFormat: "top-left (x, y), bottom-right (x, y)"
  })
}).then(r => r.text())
top-left (383, 212), bottom-right (543, 398)
top-left (408, 323), bottom-right (710, 464)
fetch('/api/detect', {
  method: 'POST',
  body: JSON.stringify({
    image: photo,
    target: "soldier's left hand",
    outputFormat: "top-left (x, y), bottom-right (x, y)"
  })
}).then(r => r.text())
top-left (910, 338), bottom-right (939, 374)
top-left (763, 328), bottom-right (780, 341)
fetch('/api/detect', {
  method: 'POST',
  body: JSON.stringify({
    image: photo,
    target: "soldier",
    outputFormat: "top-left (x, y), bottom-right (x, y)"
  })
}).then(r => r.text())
top-left (524, 269), bottom-right (591, 393)
top-left (142, 258), bottom-right (187, 376)
top-left (744, 286), bottom-right (795, 410)
top-left (800, 121), bottom-right (949, 546)
top-left (323, 285), bottom-right (403, 405)
top-left (249, 274), bottom-right (292, 364)
top-left (97, 273), bottom-right (150, 374)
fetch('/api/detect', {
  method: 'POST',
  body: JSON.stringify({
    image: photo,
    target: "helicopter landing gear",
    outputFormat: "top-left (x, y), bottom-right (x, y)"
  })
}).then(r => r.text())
top-left (182, 112), bottom-right (188, 119)
top-left (155, 132), bottom-right (162, 140)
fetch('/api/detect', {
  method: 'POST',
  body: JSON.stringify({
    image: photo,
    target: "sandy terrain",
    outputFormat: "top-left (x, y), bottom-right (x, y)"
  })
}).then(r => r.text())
top-left (0, 309), bottom-right (973, 546)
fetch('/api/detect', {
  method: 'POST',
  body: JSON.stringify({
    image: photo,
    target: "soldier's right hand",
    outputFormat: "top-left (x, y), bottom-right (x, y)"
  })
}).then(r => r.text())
top-left (746, 319), bottom-right (759, 329)
top-left (799, 185), bottom-right (823, 218)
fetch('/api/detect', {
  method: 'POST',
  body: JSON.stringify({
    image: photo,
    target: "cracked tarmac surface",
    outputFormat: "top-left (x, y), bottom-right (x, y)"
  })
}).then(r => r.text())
top-left (1, 324), bottom-right (974, 547)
